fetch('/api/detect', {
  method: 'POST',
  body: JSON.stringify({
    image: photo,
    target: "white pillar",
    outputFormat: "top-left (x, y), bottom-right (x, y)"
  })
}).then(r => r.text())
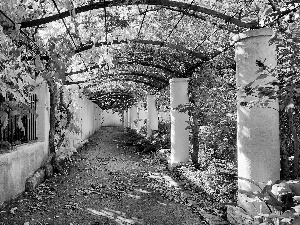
top-left (233, 28), bottom-right (279, 213)
top-left (34, 78), bottom-right (50, 150)
top-left (123, 109), bottom-right (128, 128)
top-left (130, 105), bottom-right (138, 129)
top-left (147, 95), bottom-right (158, 137)
top-left (127, 107), bottom-right (131, 127)
top-left (170, 78), bottom-right (190, 166)
top-left (138, 103), bottom-right (147, 129)
top-left (136, 102), bottom-right (143, 130)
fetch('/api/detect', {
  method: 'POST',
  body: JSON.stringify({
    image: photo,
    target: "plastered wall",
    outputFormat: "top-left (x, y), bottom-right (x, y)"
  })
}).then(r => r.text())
top-left (0, 79), bottom-right (50, 205)
top-left (0, 82), bottom-right (103, 206)
top-left (101, 109), bottom-right (122, 126)
top-left (56, 85), bottom-right (102, 158)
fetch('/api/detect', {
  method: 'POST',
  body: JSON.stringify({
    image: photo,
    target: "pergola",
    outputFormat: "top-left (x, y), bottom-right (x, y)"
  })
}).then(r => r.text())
top-left (1, 0), bottom-right (297, 216)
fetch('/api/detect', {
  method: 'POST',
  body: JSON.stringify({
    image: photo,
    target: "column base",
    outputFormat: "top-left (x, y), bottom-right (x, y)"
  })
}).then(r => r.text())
top-left (167, 160), bottom-right (192, 171)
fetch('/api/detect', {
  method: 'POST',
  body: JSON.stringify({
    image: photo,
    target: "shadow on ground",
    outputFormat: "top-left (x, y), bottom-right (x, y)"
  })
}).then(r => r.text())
top-left (0, 127), bottom-right (213, 225)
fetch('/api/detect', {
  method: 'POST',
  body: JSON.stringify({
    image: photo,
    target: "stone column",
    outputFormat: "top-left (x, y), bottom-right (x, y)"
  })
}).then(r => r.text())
top-left (233, 28), bottom-right (279, 213)
top-left (130, 105), bottom-right (138, 129)
top-left (136, 102), bottom-right (143, 131)
top-left (127, 107), bottom-right (131, 128)
top-left (123, 109), bottom-right (128, 128)
top-left (170, 78), bottom-right (190, 166)
top-left (139, 103), bottom-right (147, 129)
top-left (147, 95), bottom-right (158, 137)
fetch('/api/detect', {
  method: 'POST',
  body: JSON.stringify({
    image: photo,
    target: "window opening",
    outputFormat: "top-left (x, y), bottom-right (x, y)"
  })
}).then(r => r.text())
top-left (0, 93), bottom-right (37, 150)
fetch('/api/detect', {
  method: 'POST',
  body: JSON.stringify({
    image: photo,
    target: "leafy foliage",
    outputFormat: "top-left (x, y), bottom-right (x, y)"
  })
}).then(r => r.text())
top-left (238, 178), bottom-right (300, 224)
top-left (54, 85), bottom-right (81, 157)
top-left (2, 1), bottom-right (300, 221)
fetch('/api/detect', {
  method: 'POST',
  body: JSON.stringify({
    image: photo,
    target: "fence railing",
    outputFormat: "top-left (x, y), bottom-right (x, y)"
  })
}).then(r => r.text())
top-left (0, 94), bottom-right (37, 147)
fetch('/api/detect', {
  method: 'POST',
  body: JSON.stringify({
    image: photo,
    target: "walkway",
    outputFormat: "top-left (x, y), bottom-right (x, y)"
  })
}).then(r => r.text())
top-left (0, 127), bottom-right (210, 225)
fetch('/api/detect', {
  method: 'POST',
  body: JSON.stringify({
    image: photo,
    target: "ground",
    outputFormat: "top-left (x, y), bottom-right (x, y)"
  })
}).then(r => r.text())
top-left (0, 127), bottom-right (227, 225)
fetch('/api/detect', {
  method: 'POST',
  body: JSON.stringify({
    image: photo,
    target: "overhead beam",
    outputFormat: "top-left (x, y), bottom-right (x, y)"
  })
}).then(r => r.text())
top-left (75, 39), bottom-right (207, 60)
top-left (110, 78), bottom-right (164, 88)
top-left (20, 0), bottom-right (258, 29)
top-left (115, 71), bottom-right (169, 84)
top-left (139, 7), bottom-right (239, 33)
top-left (65, 70), bottom-right (168, 87)
top-left (117, 60), bottom-right (179, 75)
top-left (65, 61), bottom-right (176, 77)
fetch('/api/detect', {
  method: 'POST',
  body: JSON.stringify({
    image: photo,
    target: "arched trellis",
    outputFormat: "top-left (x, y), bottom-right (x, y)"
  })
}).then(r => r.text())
top-left (66, 70), bottom-right (169, 88)
top-left (75, 39), bottom-right (209, 60)
top-left (19, 0), bottom-right (259, 29)
top-left (66, 39), bottom-right (232, 87)
top-left (89, 91), bottom-right (136, 109)
top-left (12, 0), bottom-right (260, 86)
top-left (65, 59), bottom-right (178, 77)
top-left (5, 0), bottom-right (285, 89)
top-left (1, 0), bottom-right (299, 219)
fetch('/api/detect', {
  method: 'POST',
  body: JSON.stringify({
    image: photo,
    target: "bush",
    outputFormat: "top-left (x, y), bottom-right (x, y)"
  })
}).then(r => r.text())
top-left (124, 121), bottom-right (171, 154)
top-left (148, 121), bottom-right (171, 150)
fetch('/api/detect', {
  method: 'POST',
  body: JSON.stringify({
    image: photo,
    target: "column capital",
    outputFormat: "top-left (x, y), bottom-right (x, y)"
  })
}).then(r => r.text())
top-left (169, 78), bottom-right (189, 84)
top-left (232, 28), bottom-right (273, 42)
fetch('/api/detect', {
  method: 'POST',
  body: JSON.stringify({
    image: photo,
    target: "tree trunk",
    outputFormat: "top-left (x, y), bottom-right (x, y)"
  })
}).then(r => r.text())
top-left (56, 86), bottom-right (73, 149)
top-left (189, 81), bottom-right (200, 169)
top-left (280, 138), bottom-right (290, 180)
top-left (46, 79), bottom-right (58, 154)
top-left (292, 126), bottom-right (299, 179)
top-left (288, 108), bottom-right (300, 179)
top-left (191, 114), bottom-right (200, 169)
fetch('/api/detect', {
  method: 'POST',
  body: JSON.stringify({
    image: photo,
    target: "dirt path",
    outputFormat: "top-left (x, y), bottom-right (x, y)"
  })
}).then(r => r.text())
top-left (0, 127), bottom-right (208, 225)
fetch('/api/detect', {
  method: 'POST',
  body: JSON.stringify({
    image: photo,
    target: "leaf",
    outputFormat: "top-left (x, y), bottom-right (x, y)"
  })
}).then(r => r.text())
top-left (281, 218), bottom-right (293, 223)
top-left (256, 73), bottom-right (269, 80)
top-left (10, 207), bottom-right (17, 214)
top-left (238, 189), bottom-right (262, 199)
top-left (293, 196), bottom-right (300, 202)
top-left (71, 8), bottom-right (76, 18)
top-left (261, 180), bottom-right (273, 194)
top-left (9, 109), bottom-right (20, 116)
top-left (280, 210), bottom-right (295, 218)
top-left (17, 116), bottom-right (25, 132)
top-left (264, 195), bottom-right (283, 211)
top-left (283, 95), bottom-right (294, 112)
top-left (237, 176), bottom-right (262, 189)
top-left (291, 217), bottom-right (300, 224)
top-left (263, 7), bottom-right (273, 16)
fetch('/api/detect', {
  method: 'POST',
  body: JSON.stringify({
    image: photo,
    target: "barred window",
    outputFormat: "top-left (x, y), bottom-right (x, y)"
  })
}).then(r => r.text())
top-left (0, 93), bottom-right (37, 151)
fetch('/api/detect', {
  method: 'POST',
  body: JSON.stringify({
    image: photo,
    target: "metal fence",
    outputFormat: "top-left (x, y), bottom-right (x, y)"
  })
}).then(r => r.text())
top-left (0, 94), bottom-right (37, 146)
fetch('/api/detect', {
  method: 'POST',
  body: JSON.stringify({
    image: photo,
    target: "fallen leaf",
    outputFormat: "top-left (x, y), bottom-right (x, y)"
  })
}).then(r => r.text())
top-left (10, 207), bottom-right (17, 214)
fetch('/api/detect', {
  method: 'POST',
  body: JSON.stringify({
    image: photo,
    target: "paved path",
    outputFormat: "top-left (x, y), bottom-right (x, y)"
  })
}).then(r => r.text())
top-left (0, 127), bottom-right (207, 225)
